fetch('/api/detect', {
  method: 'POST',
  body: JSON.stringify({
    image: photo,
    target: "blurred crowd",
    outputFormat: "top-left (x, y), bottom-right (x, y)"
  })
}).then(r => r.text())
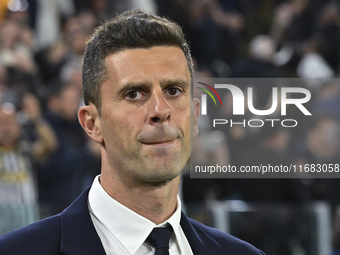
top-left (0, 0), bottom-right (340, 253)
top-left (154, 0), bottom-right (340, 214)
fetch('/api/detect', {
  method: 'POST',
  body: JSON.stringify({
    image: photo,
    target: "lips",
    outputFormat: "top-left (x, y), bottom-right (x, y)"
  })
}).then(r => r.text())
top-left (138, 127), bottom-right (180, 145)
top-left (141, 139), bottom-right (176, 145)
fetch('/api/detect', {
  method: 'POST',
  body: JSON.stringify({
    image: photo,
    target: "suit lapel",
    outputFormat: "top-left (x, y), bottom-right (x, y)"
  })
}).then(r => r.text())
top-left (58, 188), bottom-right (221, 255)
top-left (60, 188), bottom-right (106, 255)
top-left (180, 212), bottom-right (220, 255)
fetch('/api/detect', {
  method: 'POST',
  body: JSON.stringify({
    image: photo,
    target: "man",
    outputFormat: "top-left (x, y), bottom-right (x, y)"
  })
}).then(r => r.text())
top-left (0, 9), bottom-right (265, 255)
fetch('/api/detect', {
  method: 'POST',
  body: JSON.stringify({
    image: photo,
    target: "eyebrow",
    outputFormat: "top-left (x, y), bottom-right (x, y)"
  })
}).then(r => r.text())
top-left (117, 79), bottom-right (190, 95)
top-left (159, 79), bottom-right (190, 90)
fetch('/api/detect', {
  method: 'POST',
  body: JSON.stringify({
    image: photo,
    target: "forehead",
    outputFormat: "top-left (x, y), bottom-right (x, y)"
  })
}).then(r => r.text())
top-left (103, 46), bottom-right (190, 86)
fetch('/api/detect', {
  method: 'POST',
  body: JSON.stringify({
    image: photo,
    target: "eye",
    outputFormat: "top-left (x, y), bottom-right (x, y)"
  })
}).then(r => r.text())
top-left (125, 90), bottom-right (142, 100)
top-left (166, 87), bottom-right (182, 96)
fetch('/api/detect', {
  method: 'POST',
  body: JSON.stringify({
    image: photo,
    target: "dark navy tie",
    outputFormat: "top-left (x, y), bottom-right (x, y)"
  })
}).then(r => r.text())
top-left (146, 225), bottom-right (173, 255)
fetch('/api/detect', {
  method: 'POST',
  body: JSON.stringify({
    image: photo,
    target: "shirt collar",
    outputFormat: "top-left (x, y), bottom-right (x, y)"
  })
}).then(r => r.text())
top-left (88, 175), bottom-right (183, 255)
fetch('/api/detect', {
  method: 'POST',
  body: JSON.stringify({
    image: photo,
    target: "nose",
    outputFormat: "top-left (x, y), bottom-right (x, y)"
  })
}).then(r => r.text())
top-left (147, 91), bottom-right (171, 125)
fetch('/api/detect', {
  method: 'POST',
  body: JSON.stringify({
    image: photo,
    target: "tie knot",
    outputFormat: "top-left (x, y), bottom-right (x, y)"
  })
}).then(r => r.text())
top-left (146, 225), bottom-right (173, 250)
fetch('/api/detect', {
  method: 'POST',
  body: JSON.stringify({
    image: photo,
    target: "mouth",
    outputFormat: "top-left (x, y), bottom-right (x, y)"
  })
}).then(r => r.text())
top-left (141, 139), bottom-right (176, 146)
top-left (138, 127), bottom-right (181, 148)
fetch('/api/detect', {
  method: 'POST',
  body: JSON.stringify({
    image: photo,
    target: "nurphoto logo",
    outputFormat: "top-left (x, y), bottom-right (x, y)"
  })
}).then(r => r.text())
top-left (196, 79), bottom-right (312, 128)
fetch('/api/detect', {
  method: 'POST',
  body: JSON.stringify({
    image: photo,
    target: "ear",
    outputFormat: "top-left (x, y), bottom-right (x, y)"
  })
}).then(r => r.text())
top-left (192, 98), bottom-right (200, 137)
top-left (78, 104), bottom-right (103, 144)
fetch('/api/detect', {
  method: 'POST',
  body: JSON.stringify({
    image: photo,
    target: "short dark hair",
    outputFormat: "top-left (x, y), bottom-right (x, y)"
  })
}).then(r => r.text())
top-left (82, 9), bottom-right (193, 111)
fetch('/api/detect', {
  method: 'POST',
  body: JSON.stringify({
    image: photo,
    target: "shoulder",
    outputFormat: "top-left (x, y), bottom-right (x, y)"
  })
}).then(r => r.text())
top-left (0, 214), bottom-right (62, 255)
top-left (187, 217), bottom-right (265, 255)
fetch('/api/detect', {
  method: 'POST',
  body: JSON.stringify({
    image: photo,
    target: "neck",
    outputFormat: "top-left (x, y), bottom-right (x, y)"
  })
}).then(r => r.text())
top-left (100, 161), bottom-right (180, 225)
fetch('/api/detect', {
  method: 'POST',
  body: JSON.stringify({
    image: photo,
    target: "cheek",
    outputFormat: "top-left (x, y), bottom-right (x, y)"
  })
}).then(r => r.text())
top-left (101, 111), bottom-right (139, 145)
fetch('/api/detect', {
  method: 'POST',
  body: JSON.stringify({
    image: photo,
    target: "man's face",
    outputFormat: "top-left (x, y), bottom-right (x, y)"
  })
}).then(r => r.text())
top-left (97, 46), bottom-right (199, 184)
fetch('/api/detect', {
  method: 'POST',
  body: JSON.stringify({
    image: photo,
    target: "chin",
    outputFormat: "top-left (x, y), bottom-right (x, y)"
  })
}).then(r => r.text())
top-left (144, 170), bottom-right (180, 185)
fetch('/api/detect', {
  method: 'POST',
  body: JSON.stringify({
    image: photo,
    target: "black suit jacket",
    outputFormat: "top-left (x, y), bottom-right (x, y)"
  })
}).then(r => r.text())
top-left (0, 188), bottom-right (265, 255)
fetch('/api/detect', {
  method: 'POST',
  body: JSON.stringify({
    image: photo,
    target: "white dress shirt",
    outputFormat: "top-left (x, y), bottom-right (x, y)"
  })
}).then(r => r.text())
top-left (88, 176), bottom-right (193, 255)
